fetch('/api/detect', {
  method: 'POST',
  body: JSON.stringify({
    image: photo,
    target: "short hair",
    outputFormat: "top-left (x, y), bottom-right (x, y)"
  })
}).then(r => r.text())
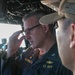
top-left (22, 9), bottom-right (55, 34)
top-left (22, 9), bottom-right (55, 21)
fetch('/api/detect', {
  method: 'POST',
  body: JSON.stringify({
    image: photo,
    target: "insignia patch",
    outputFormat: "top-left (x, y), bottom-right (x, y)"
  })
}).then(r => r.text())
top-left (25, 58), bottom-right (33, 64)
top-left (47, 65), bottom-right (53, 68)
top-left (43, 64), bottom-right (53, 68)
top-left (46, 61), bottom-right (53, 64)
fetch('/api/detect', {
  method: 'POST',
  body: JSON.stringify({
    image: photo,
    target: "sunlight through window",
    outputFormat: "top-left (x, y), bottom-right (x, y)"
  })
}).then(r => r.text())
top-left (0, 23), bottom-right (26, 51)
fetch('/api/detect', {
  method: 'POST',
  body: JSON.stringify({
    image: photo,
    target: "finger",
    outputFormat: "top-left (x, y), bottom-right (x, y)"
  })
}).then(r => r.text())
top-left (18, 36), bottom-right (25, 47)
top-left (11, 30), bottom-right (23, 39)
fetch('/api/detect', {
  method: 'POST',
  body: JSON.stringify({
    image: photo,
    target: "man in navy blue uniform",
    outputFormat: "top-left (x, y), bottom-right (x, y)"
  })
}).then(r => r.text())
top-left (2, 9), bottom-right (73, 75)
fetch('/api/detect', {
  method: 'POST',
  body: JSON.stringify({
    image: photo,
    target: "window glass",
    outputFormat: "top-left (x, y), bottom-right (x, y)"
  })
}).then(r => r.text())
top-left (0, 23), bottom-right (26, 51)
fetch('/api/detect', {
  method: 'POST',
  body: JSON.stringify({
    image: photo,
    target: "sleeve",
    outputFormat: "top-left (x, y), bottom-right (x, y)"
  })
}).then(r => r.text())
top-left (1, 47), bottom-right (35, 75)
top-left (1, 52), bottom-right (23, 75)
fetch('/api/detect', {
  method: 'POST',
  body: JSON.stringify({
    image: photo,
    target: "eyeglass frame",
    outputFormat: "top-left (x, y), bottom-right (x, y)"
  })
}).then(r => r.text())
top-left (23, 24), bottom-right (40, 34)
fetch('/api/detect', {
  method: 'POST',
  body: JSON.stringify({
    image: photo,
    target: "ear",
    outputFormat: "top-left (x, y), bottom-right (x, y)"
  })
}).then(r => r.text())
top-left (42, 25), bottom-right (49, 33)
top-left (70, 23), bottom-right (75, 48)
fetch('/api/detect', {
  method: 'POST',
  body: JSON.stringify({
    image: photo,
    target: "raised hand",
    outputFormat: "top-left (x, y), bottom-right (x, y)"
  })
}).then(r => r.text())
top-left (7, 30), bottom-right (25, 58)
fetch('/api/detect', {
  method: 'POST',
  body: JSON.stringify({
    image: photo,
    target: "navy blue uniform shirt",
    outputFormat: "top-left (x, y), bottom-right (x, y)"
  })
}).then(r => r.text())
top-left (2, 43), bottom-right (73, 75)
top-left (23, 43), bottom-right (73, 75)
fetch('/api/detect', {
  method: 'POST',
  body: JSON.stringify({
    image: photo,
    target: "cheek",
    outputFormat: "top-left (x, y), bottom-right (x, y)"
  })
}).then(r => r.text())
top-left (32, 29), bottom-right (44, 38)
top-left (32, 30), bottom-right (45, 46)
top-left (55, 29), bottom-right (66, 54)
top-left (55, 29), bottom-right (71, 57)
top-left (31, 30), bottom-right (42, 42)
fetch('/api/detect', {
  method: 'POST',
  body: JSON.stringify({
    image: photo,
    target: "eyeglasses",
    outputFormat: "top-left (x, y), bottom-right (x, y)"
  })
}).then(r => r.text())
top-left (24, 24), bottom-right (40, 34)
